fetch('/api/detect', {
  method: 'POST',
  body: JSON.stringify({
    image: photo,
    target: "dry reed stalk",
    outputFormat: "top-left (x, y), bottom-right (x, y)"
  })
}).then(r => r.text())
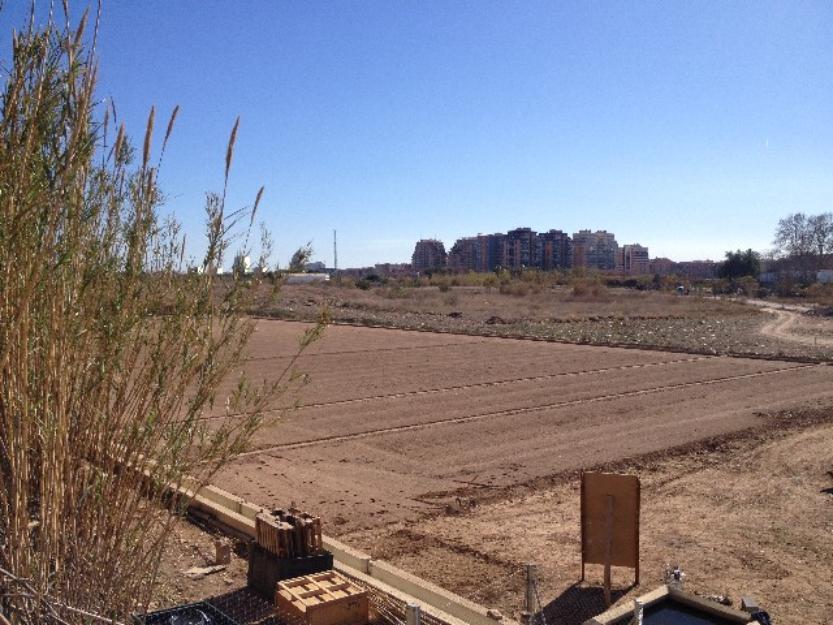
top-left (0, 9), bottom-right (322, 624)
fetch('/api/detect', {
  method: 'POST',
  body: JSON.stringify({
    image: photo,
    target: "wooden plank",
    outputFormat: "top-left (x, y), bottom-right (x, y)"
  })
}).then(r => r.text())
top-left (603, 495), bottom-right (613, 606)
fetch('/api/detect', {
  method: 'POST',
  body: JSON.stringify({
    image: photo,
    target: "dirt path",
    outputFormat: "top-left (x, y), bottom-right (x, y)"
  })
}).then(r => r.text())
top-left (754, 303), bottom-right (833, 347)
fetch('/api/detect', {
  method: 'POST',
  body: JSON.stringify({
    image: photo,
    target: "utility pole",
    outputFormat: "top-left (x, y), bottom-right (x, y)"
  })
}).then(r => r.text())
top-left (333, 229), bottom-right (338, 272)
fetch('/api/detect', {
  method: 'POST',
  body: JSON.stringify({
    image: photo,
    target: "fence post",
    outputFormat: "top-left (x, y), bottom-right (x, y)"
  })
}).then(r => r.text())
top-left (406, 603), bottom-right (421, 625)
top-left (525, 563), bottom-right (538, 615)
top-left (633, 598), bottom-right (644, 625)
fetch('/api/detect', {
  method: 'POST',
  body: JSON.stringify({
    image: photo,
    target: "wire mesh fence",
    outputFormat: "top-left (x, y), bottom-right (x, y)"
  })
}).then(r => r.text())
top-left (200, 578), bottom-right (463, 625)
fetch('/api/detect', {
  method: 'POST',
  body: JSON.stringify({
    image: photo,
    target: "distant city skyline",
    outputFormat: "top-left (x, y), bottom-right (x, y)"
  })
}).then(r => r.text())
top-left (410, 227), bottom-right (651, 276)
top-left (6, 2), bottom-right (832, 269)
top-left (334, 223), bottom-right (736, 271)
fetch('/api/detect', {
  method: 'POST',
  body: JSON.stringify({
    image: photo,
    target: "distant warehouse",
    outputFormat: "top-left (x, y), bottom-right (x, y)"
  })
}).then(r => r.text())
top-left (284, 273), bottom-right (330, 284)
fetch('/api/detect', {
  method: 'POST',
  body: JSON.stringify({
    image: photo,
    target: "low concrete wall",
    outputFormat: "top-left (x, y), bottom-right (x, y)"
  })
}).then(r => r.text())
top-left (189, 484), bottom-right (515, 625)
top-left (584, 585), bottom-right (755, 625)
top-left (368, 559), bottom-right (502, 625)
top-left (333, 561), bottom-right (470, 625)
top-left (323, 535), bottom-right (372, 575)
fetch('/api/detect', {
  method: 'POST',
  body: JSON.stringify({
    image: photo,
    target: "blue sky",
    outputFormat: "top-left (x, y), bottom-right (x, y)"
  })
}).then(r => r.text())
top-left (5, 2), bottom-right (833, 267)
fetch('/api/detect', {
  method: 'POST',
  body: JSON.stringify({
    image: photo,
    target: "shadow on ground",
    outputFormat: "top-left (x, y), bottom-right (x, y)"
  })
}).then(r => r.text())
top-left (540, 583), bottom-right (631, 625)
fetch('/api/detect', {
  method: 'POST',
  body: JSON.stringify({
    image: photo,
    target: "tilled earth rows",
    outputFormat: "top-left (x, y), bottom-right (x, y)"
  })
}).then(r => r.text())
top-left (214, 322), bottom-right (833, 536)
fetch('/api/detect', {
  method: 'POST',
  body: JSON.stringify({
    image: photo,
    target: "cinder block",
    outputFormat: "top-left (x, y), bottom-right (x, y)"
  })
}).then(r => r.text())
top-left (247, 543), bottom-right (333, 600)
top-left (741, 597), bottom-right (760, 613)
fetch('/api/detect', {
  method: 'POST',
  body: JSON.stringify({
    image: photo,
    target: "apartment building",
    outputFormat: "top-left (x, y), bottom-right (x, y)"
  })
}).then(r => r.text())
top-left (448, 237), bottom-right (480, 272)
top-left (411, 239), bottom-right (447, 272)
top-left (502, 227), bottom-right (541, 270)
top-left (438, 228), bottom-right (664, 277)
top-left (619, 244), bottom-right (650, 275)
top-left (571, 230), bottom-right (618, 271)
top-left (649, 257), bottom-right (676, 276)
top-left (539, 230), bottom-right (572, 270)
top-left (481, 233), bottom-right (505, 271)
top-left (676, 260), bottom-right (718, 280)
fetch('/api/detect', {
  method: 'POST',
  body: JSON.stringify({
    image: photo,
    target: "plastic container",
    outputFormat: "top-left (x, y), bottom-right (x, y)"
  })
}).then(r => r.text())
top-left (133, 601), bottom-right (239, 625)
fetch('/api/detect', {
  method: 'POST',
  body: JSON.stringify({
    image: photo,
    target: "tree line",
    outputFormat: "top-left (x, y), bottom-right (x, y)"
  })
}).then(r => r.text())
top-left (773, 212), bottom-right (833, 269)
top-left (718, 212), bottom-right (832, 280)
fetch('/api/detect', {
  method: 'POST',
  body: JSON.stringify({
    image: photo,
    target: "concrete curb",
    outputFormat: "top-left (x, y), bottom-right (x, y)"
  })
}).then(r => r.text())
top-left (187, 483), bottom-right (516, 625)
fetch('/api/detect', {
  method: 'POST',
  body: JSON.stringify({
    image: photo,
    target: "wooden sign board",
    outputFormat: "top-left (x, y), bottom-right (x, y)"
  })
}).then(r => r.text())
top-left (580, 472), bottom-right (640, 603)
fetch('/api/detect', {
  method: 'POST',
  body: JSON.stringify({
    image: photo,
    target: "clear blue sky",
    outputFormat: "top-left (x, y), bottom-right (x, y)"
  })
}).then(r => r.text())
top-left (5, 2), bottom-right (833, 267)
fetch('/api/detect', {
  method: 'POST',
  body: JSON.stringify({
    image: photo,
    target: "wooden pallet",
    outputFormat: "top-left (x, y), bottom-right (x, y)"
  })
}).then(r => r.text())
top-left (276, 571), bottom-right (369, 625)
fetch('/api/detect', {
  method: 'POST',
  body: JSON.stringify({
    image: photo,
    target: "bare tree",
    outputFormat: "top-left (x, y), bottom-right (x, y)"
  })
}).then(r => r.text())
top-left (773, 212), bottom-right (833, 274)
top-left (807, 212), bottom-right (833, 257)
top-left (773, 212), bottom-right (812, 258)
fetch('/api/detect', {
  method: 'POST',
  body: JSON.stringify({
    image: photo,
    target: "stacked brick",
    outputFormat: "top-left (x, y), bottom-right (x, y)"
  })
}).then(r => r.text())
top-left (255, 508), bottom-right (324, 559)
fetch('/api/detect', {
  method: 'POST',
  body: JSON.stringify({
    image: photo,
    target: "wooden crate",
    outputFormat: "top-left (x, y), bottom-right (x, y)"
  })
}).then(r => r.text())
top-left (276, 571), bottom-right (369, 625)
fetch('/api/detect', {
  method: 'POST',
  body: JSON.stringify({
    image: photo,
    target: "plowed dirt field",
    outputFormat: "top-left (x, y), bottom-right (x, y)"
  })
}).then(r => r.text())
top-left (213, 321), bottom-right (833, 535)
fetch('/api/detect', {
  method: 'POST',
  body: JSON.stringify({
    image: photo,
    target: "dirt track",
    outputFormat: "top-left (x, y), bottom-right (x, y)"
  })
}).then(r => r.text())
top-left (757, 305), bottom-right (833, 348)
top-left (213, 321), bottom-right (833, 535)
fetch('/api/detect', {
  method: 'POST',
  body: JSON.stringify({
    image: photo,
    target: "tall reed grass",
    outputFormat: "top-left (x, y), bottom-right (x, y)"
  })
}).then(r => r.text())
top-left (0, 7), bottom-right (319, 622)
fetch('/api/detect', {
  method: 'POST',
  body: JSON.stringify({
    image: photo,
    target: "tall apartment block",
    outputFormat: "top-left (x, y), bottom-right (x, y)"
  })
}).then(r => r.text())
top-left (442, 227), bottom-right (661, 275)
top-left (619, 244), bottom-right (650, 275)
top-left (448, 233), bottom-right (506, 272)
top-left (448, 237), bottom-right (480, 272)
top-left (502, 227), bottom-right (541, 270)
top-left (483, 233), bottom-right (505, 271)
top-left (411, 239), bottom-right (447, 272)
top-left (539, 229), bottom-right (572, 270)
top-left (448, 227), bottom-right (575, 272)
top-left (571, 230), bottom-right (618, 271)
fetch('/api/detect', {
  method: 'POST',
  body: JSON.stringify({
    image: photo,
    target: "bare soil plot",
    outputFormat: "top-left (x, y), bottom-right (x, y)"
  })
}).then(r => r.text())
top-left (341, 415), bottom-right (833, 625)
top-left (210, 322), bottom-right (703, 415)
top-left (213, 322), bottom-right (833, 540)
top-left (241, 320), bottom-right (488, 359)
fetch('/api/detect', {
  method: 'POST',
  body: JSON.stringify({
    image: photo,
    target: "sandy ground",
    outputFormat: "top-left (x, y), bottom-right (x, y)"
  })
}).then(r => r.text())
top-left (160, 413), bottom-right (833, 624)
top-left (161, 320), bottom-right (833, 624)
top-left (340, 412), bottom-right (833, 624)
top-left (150, 518), bottom-right (249, 612)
